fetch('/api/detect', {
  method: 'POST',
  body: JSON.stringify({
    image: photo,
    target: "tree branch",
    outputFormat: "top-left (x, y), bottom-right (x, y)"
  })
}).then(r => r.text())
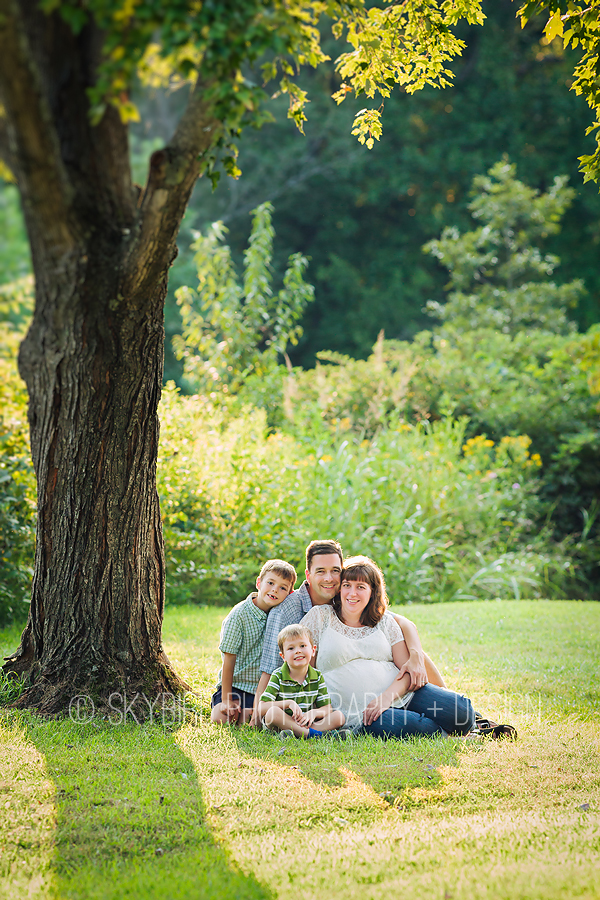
top-left (0, 0), bottom-right (77, 258)
top-left (122, 80), bottom-right (221, 301)
top-left (90, 104), bottom-right (137, 228)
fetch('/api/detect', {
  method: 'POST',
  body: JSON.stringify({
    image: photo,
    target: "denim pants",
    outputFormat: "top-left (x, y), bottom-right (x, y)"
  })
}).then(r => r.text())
top-left (360, 684), bottom-right (475, 739)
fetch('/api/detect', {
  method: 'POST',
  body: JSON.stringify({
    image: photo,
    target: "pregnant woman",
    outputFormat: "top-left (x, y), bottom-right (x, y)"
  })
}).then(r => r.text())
top-left (300, 555), bottom-right (475, 738)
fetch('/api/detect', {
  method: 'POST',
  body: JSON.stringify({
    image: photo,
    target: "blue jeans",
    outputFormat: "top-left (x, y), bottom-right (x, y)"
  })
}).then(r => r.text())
top-left (361, 684), bottom-right (475, 740)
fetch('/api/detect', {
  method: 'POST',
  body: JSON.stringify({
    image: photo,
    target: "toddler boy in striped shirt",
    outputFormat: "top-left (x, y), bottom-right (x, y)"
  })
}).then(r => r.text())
top-left (258, 624), bottom-right (345, 738)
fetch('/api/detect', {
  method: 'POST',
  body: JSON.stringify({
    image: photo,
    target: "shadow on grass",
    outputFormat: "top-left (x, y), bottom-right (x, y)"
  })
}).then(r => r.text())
top-left (231, 726), bottom-right (461, 803)
top-left (26, 717), bottom-right (274, 900)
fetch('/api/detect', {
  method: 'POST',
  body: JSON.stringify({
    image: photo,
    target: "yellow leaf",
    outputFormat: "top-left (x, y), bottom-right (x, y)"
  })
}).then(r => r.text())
top-left (544, 11), bottom-right (564, 42)
top-left (117, 101), bottom-right (141, 124)
top-left (0, 159), bottom-right (15, 183)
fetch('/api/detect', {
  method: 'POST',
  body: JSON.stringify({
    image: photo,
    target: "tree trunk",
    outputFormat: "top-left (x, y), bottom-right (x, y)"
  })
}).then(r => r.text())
top-left (1, 0), bottom-right (279, 716)
top-left (4, 232), bottom-right (188, 712)
top-left (0, 2), bottom-right (219, 713)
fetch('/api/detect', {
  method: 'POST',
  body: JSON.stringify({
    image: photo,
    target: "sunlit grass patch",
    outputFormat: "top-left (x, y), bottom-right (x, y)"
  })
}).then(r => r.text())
top-left (0, 716), bottom-right (54, 896)
top-left (162, 606), bottom-right (223, 711)
top-left (167, 600), bottom-right (600, 900)
top-left (206, 724), bottom-right (600, 900)
top-left (234, 725), bottom-right (460, 792)
top-left (178, 723), bottom-right (459, 833)
top-left (411, 600), bottom-right (600, 721)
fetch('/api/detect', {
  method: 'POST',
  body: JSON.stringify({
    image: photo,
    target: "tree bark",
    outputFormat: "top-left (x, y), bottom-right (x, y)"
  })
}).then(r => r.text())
top-left (0, 1), bottom-right (217, 712)
top-left (4, 238), bottom-right (189, 711)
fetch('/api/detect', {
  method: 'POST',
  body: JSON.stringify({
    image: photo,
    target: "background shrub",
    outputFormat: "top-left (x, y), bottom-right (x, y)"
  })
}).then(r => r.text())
top-left (158, 384), bottom-right (570, 605)
top-left (0, 279), bottom-right (35, 626)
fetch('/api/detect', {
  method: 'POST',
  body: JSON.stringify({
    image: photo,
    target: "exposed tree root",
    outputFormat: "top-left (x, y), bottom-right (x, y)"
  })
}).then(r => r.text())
top-left (3, 650), bottom-right (192, 719)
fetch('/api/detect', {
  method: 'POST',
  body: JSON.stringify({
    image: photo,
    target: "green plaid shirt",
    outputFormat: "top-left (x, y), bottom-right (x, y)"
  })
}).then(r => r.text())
top-left (260, 662), bottom-right (330, 713)
top-left (217, 593), bottom-right (267, 694)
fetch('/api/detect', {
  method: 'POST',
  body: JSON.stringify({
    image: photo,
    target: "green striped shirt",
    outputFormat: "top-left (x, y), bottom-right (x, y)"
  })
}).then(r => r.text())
top-left (260, 662), bottom-right (330, 713)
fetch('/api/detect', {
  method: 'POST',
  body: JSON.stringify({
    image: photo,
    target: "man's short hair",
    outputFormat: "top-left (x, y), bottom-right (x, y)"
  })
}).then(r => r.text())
top-left (305, 539), bottom-right (343, 571)
top-left (259, 559), bottom-right (297, 588)
top-left (277, 623), bottom-right (313, 652)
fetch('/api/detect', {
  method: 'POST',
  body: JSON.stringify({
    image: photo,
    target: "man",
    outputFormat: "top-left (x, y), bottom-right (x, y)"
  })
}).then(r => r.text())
top-left (254, 539), bottom-right (446, 714)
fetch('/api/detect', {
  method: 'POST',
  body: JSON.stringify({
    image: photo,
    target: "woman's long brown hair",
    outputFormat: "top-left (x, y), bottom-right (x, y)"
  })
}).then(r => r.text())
top-left (332, 555), bottom-right (388, 627)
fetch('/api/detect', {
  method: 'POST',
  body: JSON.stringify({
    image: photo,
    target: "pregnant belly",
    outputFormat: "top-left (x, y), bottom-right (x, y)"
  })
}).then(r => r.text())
top-left (324, 659), bottom-right (400, 727)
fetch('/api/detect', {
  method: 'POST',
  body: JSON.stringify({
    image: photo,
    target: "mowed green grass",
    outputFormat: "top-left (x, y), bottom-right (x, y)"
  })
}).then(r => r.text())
top-left (1, 600), bottom-right (599, 900)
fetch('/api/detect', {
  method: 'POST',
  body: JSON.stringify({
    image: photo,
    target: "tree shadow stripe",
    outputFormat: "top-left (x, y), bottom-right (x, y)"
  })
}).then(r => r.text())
top-left (25, 719), bottom-right (274, 900)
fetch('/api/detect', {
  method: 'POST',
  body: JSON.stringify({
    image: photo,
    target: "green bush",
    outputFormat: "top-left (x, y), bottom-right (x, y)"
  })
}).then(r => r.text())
top-left (272, 326), bottom-right (600, 592)
top-left (408, 328), bottom-right (600, 548)
top-left (157, 383), bottom-right (569, 605)
top-left (0, 278), bottom-right (36, 626)
top-left (423, 159), bottom-right (584, 336)
top-left (174, 202), bottom-right (313, 409)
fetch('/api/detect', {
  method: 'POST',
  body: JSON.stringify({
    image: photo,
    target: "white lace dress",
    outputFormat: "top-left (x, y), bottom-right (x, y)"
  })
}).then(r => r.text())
top-left (300, 605), bottom-right (414, 730)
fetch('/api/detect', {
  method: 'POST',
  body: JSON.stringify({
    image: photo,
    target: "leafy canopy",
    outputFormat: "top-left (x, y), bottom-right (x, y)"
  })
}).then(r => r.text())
top-left (40, 0), bottom-right (485, 175)
top-left (518, 1), bottom-right (600, 182)
top-left (34, 2), bottom-right (600, 180)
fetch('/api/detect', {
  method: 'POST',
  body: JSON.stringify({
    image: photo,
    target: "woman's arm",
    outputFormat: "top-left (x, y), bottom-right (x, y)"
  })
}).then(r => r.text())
top-left (390, 613), bottom-right (428, 689)
top-left (391, 613), bottom-right (447, 688)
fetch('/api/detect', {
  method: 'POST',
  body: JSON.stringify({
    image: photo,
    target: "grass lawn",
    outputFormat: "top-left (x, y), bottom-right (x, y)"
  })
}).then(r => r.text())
top-left (1, 600), bottom-right (599, 899)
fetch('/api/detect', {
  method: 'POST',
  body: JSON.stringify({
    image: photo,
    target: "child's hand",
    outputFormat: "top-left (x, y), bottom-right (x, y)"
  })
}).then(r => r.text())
top-left (303, 709), bottom-right (319, 727)
top-left (223, 699), bottom-right (241, 723)
top-left (248, 707), bottom-right (261, 728)
top-left (363, 695), bottom-right (390, 726)
top-left (285, 701), bottom-right (304, 723)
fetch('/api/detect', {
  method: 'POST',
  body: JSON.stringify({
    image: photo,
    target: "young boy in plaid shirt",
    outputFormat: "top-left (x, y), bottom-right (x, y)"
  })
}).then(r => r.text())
top-left (211, 559), bottom-right (296, 727)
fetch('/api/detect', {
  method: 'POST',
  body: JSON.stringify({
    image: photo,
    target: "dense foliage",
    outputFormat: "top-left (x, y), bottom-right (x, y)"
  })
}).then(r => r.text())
top-left (160, 1), bottom-right (600, 371)
top-left (0, 279), bottom-right (35, 626)
top-left (158, 386), bottom-right (566, 607)
top-left (35, 0), bottom-right (484, 190)
top-left (0, 268), bottom-right (597, 627)
top-left (165, 161), bottom-right (600, 602)
top-left (2, 1), bottom-right (600, 626)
